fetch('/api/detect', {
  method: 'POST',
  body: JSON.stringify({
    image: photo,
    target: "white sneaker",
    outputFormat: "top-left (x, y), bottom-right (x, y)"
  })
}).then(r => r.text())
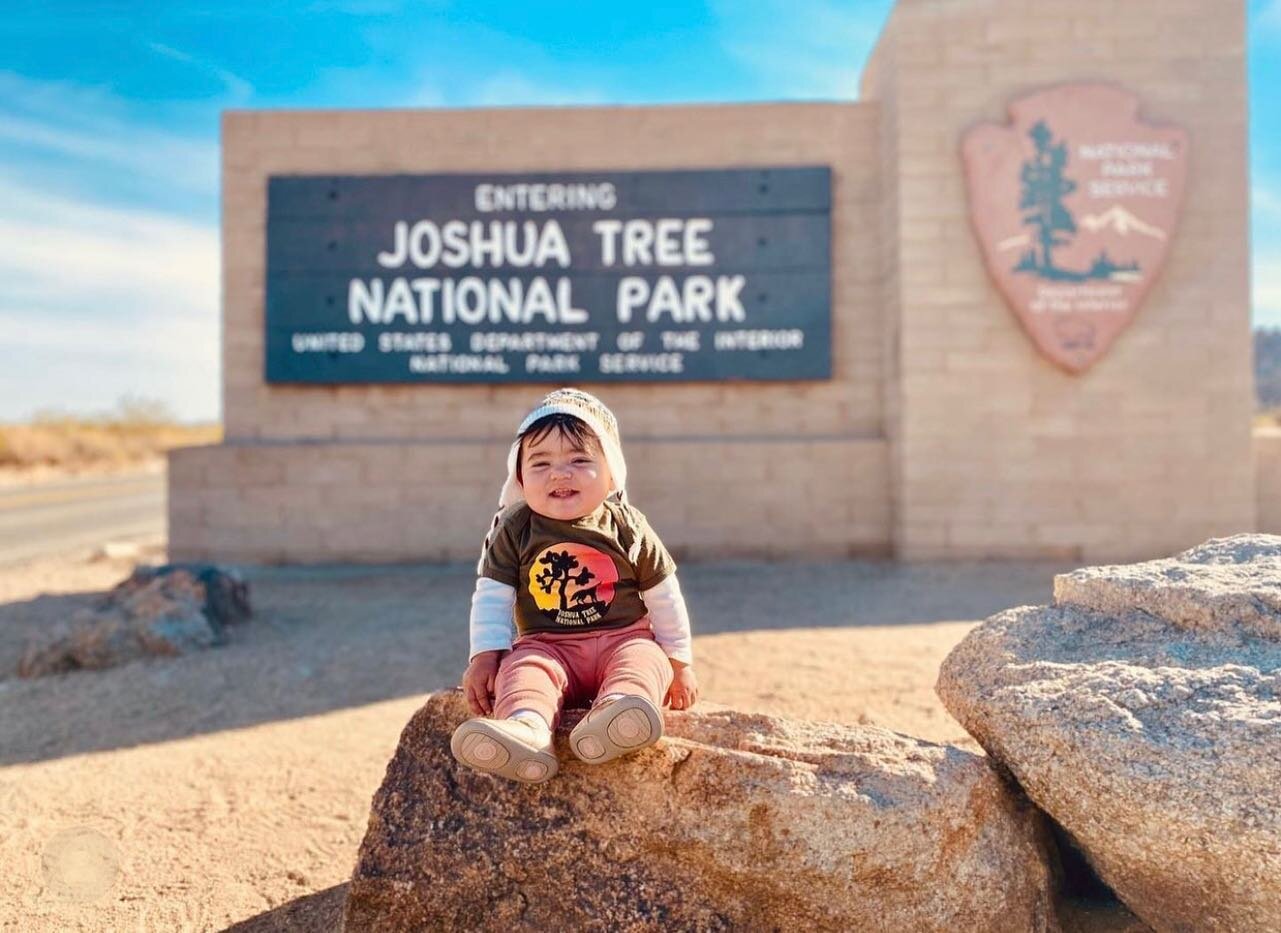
top-left (450, 716), bottom-right (559, 783)
top-left (569, 694), bottom-right (663, 764)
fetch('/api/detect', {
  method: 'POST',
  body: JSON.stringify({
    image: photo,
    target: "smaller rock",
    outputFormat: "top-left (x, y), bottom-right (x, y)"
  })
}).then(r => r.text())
top-left (108, 562), bottom-right (252, 635)
top-left (17, 564), bottom-right (251, 678)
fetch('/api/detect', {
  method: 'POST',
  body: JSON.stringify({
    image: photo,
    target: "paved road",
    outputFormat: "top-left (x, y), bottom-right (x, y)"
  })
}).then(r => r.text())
top-left (0, 471), bottom-right (165, 564)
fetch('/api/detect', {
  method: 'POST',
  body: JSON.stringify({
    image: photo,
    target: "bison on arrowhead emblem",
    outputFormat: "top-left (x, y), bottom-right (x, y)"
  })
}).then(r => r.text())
top-left (961, 83), bottom-right (1189, 374)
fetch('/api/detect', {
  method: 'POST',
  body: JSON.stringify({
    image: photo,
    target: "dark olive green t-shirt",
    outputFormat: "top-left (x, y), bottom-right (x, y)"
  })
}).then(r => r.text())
top-left (478, 498), bottom-right (677, 636)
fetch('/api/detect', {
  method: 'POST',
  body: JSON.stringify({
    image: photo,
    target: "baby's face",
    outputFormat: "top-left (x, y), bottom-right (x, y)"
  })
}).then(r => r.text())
top-left (519, 428), bottom-right (613, 522)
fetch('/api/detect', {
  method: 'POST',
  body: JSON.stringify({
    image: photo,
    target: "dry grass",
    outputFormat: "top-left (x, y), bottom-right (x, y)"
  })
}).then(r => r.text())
top-left (1256, 407), bottom-right (1281, 429)
top-left (0, 397), bottom-right (220, 474)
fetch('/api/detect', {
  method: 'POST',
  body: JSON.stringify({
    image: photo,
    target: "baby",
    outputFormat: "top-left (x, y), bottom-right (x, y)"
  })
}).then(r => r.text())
top-left (451, 387), bottom-right (698, 783)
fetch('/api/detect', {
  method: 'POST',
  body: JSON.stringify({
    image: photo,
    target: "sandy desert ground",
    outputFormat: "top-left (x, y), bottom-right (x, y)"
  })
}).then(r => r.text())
top-left (0, 536), bottom-right (1145, 931)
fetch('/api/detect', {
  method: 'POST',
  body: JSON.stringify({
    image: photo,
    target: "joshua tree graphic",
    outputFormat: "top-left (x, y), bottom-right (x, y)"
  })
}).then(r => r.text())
top-left (1012, 120), bottom-right (1140, 283)
top-left (534, 550), bottom-right (596, 614)
top-left (1018, 120), bottom-right (1076, 275)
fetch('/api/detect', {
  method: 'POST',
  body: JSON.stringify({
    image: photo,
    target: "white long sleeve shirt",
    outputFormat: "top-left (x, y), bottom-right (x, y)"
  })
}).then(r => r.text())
top-left (468, 572), bottom-right (694, 665)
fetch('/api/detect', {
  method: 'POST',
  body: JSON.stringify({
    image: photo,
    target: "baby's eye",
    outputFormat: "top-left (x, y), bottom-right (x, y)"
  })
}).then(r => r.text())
top-left (573, 457), bottom-right (592, 464)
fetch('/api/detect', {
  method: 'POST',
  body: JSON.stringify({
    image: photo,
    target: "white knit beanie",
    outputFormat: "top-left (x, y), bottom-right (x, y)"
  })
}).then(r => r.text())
top-left (497, 387), bottom-right (628, 510)
top-left (477, 389), bottom-right (629, 574)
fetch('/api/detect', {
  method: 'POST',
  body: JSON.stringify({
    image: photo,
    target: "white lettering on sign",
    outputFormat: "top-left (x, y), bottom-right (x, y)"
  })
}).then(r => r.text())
top-left (378, 332), bottom-right (452, 352)
top-left (660, 331), bottom-right (700, 351)
top-left (377, 220), bottom-right (571, 269)
top-left (475, 182), bottom-right (617, 212)
top-left (384, 278), bottom-right (417, 322)
top-left (1029, 283), bottom-right (1127, 314)
top-left (713, 329), bottom-right (805, 351)
top-left (615, 275), bottom-right (745, 324)
top-left (525, 353), bottom-right (581, 373)
top-left (291, 332), bottom-right (365, 353)
top-left (1076, 142), bottom-right (1177, 160)
top-left (470, 331), bottom-right (600, 353)
top-left (684, 219), bottom-right (713, 266)
top-left (1101, 161), bottom-right (1153, 177)
top-left (623, 222), bottom-right (653, 265)
top-left (348, 276), bottom-right (589, 326)
top-left (1086, 178), bottom-right (1170, 198)
top-left (1075, 140), bottom-right (1176, 200)
top-left (592, 218), bottom-right (715, 267)
top-left (598, 353), bottom-right (684, 373)
top-left (408, 354), bottom-right (510, 373)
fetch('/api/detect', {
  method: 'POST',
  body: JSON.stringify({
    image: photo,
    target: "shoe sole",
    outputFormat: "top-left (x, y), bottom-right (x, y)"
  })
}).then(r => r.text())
top-left (450, 719), bottom-right (559, 784)
top-left (570, 695), bottom-right (664, 764)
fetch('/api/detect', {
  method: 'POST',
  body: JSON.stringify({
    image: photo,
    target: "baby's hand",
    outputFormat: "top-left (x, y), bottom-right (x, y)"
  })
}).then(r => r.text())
top-left (462, 650), bottom-right (503, 716)
top-left (666, 660), bottom-right (699, 710)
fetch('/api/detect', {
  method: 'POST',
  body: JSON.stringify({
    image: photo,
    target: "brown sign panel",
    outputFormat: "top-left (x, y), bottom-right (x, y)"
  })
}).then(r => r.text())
top-left (962, 84), bottom-right (1189, 374)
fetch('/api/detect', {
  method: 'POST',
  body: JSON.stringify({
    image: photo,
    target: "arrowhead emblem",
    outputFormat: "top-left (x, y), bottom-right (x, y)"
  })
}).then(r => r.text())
top-left (961, 84), bottom-right (1189, 374)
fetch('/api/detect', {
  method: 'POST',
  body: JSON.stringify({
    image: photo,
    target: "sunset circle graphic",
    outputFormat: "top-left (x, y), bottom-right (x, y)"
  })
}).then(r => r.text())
top-left (528, 542), bottom-right (618, 621)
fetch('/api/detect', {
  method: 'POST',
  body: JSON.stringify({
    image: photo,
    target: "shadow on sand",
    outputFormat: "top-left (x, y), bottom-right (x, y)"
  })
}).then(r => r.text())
top-left (0, 557), bottom-right (1078, 767)
top-left (224, 883), bottom-right (348, 932)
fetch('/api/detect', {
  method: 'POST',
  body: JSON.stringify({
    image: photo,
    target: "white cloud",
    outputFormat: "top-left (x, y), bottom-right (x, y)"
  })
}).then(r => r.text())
top-left (0, 344), bottom-right (216, 425)
top-left (145, 41), bottom-right (254, 104)
top-left (1260, 0), bottom-right (1281, 31)
top-left (1256, 183), bottom-right (1281, 226)
top-left (711, 0), bottom-right (887, 99)
top-left (0, 70), bottom-right (121, 121)
top-left (400, 81), bottom-right (448, 108)
top-left (0, 177), bottom-right (217, 309)
top-left (400, 70), bottom-right (605, 109)
top-left (0, 72), bottom-right (221, 421)
top-left (0, 180), bottom-right (220, 422)
top-left (1254, 181), bottom-right (1281, 327)
top-left (469, 71), bottom-right (607, 108)
top-left (0, 111), bottom-right (217, 200)
top-left (0, 71), bottom-right (219, 199)
top-left (1256, 250), bottom-right (1281, 328)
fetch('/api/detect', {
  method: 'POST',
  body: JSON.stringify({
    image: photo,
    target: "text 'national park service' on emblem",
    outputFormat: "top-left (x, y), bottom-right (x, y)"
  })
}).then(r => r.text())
top-left (961, 83), bottom-right (1189, 374)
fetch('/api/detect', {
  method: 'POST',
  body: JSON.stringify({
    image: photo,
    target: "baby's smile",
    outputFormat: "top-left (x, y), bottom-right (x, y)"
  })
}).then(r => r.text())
top-left (518, 425), bottom-right (613, 520)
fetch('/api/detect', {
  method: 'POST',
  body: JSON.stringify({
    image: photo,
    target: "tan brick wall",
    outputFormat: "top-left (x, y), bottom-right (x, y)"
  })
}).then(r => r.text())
top-left (861, 0), bottom-right (1254, 562)
top-left (1255, 429), bottom-right (1281, 534)
top-left (169, 438), bottom-right (891, 564)
top-left (862, 25), bottom-right (908, 561)
top-left (186, 101), bottom-right (890, 563)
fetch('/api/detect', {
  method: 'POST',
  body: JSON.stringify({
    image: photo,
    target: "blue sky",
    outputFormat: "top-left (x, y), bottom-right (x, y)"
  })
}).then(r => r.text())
top-left (1, 1), bottom-right (1278, 422)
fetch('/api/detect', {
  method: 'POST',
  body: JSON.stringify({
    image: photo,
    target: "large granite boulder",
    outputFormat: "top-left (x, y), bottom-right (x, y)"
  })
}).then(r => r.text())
top-left (344, 690), bottom-right (1058, 932)
top-left (938, 534), bottom-right (1281, 932)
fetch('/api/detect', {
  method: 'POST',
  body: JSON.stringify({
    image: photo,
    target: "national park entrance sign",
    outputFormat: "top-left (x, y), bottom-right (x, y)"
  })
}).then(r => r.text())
top-left (265, 168), bottom-right (831, 383)
top-left (962, 84), bottom-right (1190, 374)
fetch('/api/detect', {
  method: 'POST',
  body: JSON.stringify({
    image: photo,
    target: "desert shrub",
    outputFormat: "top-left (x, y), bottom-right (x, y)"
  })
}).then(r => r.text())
top-left (0, 396), bottom-right (221, 471)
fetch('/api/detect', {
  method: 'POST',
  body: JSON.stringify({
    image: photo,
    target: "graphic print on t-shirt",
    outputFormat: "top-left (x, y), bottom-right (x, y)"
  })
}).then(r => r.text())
top-left (528, 542), bottom-right (618, 626)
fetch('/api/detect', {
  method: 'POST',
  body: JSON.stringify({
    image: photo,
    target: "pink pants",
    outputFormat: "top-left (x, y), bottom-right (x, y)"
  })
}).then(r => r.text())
top-left (492, 616), bottom-right (674, 732)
